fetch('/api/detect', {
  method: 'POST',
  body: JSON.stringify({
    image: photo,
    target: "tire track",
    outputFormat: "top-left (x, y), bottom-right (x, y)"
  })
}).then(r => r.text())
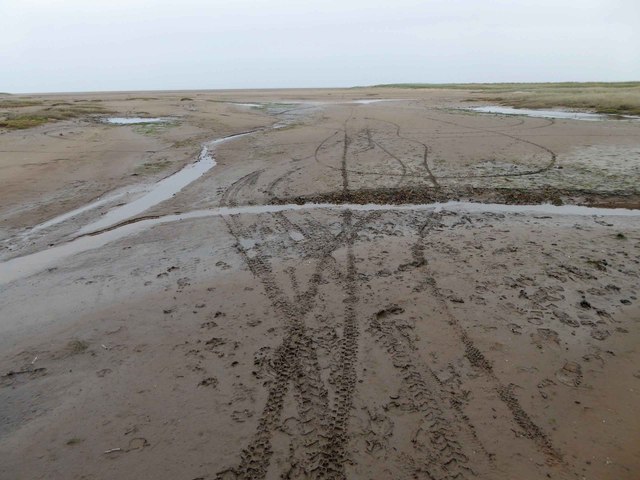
top-left (218, 170), bottom-right (376, 477)
top-left (266, 166), bottom-right (304, 201)
top-left (411, 214), bottom-right (564, 465)
top-left (313, 116), bottom-right (412, 191)
top-left (420, 113), bottom-right (558, 179)
top-left (340, 113), bottom-right (354, 195)
top-left (219, 214), bottom-right (332, 479)
top-left (371, 138), bottom-right (408, 189)
top-left (368, 310), bottom-right (481, 480)
top-left (368, 117), bottom-right (439, 188)
top-left (220, 169), bottom-right (264, 207)
top-left (316, 209), bottom-right (359, 479)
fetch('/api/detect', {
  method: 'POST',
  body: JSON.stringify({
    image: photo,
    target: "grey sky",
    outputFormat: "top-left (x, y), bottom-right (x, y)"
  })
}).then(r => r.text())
top-left (1, 0), bottom-right (639, 93)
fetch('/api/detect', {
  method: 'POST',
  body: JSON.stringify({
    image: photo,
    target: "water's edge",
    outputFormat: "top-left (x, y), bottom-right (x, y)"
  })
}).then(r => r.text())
top-left (467, 106), bottom-right (640, 121)
top-left (2, 200), bottom-right (639, 285)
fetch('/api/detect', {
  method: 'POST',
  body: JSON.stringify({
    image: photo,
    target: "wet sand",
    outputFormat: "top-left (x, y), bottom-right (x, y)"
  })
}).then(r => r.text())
top-left (1, 88), bottom-right (639, 479)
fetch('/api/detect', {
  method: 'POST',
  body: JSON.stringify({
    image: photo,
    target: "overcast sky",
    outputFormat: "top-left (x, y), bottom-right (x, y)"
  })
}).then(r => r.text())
top-left (1, 0), bottom-right (639, 93)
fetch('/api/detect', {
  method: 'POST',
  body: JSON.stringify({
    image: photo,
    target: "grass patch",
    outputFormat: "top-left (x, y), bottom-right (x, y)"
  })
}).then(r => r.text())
top-left (172, 139), bottom-right (195, 149)
top-left (67, 339), bottom-right (89, 354)
top-left (369, 82), bottom-right (640, 116)
top-left (0, 103), bottom-right (110, 130)
top-left (132, 119), bottom-right (178, 136)
top-left (0, 115), bottom-right (50, 129)
top-left (476, 89), bottom-right (640, 116)
top-left (371, 81), bottom-right (640, 92)
top-left (133, 123), bottom-right (169, 136)
top-left (0, 99), bottom-right (44, 108)
top-left (135, 159), bottom-right (173, 174)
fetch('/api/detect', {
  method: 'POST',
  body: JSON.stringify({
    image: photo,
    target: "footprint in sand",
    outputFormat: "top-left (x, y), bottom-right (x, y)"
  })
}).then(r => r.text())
top-left (555, 361), bottom-right (582, 387)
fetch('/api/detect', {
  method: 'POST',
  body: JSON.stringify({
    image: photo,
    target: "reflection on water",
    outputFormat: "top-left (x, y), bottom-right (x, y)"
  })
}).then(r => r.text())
top-left (469, 106), bottom-right (640, 121)
top-left (3, 200), bottom-right (639, 285)
top-left (103, 117), bottom-right (170, 125)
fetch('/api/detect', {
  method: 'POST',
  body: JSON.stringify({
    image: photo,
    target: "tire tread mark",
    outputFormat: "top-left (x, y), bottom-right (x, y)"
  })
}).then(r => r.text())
top-left (412, 214), bottom-right (564, 465)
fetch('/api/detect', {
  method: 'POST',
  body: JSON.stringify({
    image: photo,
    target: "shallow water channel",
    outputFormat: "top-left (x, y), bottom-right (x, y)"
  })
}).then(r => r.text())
top-left (103, 117), bottom-right (171, 125)
top-left (2, 201), bottom-right (640, 285)
top-left (469, 106), bottom-right (640, 121)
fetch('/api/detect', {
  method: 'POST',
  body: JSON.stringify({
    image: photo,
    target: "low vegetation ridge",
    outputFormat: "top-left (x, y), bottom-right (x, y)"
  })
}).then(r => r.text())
top-left (370, 82), bottom-right (640, 116)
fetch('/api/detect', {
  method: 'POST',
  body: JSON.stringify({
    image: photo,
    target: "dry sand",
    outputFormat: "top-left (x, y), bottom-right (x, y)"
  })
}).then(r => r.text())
top-left (1, 88), bottom-right (639, 479)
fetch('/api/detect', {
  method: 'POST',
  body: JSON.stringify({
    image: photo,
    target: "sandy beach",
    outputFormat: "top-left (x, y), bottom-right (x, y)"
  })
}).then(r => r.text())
top-left (1, 88), bottom-right (639, 479)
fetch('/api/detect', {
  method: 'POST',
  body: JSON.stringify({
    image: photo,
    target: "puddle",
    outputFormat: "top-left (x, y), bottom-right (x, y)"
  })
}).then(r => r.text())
top-left (238, 238), bottom-right (257, 250)
top-left (289, 230), bottom-right (305, 242)
top-left (27, 192), bottom-right (129, 235)
top-left (468, 106), bottom-right (640, 121)
top-left (2, 201), bottom-right (639, 286)
top-left (77, 131), bottom-right (254, 235)
top-left (103, 117), bottom-right (171, 125)
top-left (347, 99), bottom-right (402, 105)
top-left (26, 186), bottom-right (151, 236)
top-left (230, 103), bottom-right (262, 108)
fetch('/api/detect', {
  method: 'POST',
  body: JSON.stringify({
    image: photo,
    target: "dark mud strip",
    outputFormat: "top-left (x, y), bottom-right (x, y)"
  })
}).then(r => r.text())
top-left (341, 130), bottom-right (350, 194)
top-left (276, 185), bottom-right (640, 210)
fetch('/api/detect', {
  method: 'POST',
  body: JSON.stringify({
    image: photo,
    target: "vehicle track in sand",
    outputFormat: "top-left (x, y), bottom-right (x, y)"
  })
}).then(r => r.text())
top-left (217, 137), bottom-right (384, 477)
top-left (419, 112), bottom-right (558, 179)
top-left (366, 117), bottom-right (439, 188)
top-left (309, 112), bottom-right (558, 188)
top-left (206, 106), bottom-right (626, 477)
top-left (312, 113), bottom-right (413, 190)
top-left (210, 111), bottom-right (573, 479)
top-left (217, 208), bottom-right (382, 479)
top-left (410, 214), bottom-right (565, 466)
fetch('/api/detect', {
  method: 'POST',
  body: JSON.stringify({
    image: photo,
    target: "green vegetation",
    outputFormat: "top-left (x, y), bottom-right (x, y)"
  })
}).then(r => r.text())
top-left (371, 81), bottom-right (640, 91)
top-left (0, 99), bottom-right (44, 108)
top-left (0, 102), bottom-right (109, 130)
top-left (0, 115), bottom-right (50, 129)
top-left (67, 339), bottom-right (89, 354)
top-left (135, 159), bottom-right (172, 174)
top-left (370, 82), bottom-right (640, 116)
top-left (133, 121), bottom-right (176, 136)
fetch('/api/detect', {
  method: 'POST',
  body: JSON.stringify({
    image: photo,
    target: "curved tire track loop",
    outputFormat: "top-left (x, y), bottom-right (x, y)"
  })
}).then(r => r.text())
top-left (421, 113), bottom-right (558, 179)
top-left (411, 213), bottom-right (565, 466)
top-left (381, 113), bottom-right (557, 179)
top-left (218, 134), bottom-right (371, 478)
top-left (313, 130), bottom-right (408, 190)
top-left (366, 117), bottom-right (439, 188)
top-left (314, 113), bottom-right (557, 184)
top-left (314, 111), bottom-right (411, 191)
